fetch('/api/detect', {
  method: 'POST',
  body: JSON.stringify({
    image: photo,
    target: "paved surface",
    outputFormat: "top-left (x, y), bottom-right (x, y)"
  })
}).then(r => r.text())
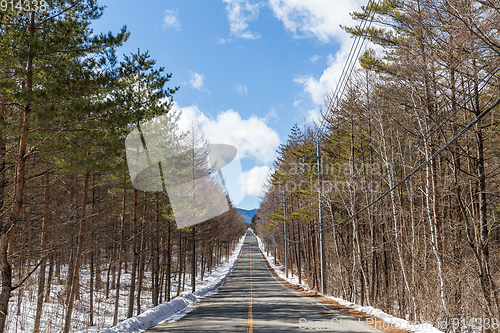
top-left (148, 230), bottom-right (381, 332)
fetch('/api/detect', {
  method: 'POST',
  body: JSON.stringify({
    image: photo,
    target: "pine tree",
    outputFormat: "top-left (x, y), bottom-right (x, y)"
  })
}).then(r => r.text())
top-left (0, 3), bottom-right (128, 331)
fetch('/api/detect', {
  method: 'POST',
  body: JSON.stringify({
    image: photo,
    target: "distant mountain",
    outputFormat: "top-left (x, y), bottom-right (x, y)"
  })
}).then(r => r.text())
top-left (237, 208), bottom-right (258, 225)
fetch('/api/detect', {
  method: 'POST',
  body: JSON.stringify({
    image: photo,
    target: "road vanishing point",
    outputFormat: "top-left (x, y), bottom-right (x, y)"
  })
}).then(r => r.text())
top-left (147, 230), bottom-right (381, 332)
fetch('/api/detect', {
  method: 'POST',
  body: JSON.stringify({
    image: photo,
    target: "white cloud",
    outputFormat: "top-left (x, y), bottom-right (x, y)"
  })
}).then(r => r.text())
top-left (235, 84), bottom-right (248, 95)
top-left (189, 71), bottom-right (205, 90)
top-left (240, 166), bottom-right (274, 196)
top-left (294, 52), bottom-right (348, 105)
top-left (223, 0), bottom-right (261, 39)
top-left (173, 102), bottom-right (281, 164)
top-left (268, 0), bottom-right (362, 43)
top-left (308, 54), bottom-right (321, 63)
top-left (270, 0), bottom-right (365, 106)
top-left (265, 107), bottom-right (279, 122)
top-left (217, 38), bottom-right (233, 44)
top-left (163, 9), bottom-right (181, 31)
top-left (200, 111), bottom-right (280, 163)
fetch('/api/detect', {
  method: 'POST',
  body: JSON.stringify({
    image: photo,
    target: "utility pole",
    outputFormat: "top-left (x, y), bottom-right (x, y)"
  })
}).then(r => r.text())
top-left (300, 138), bottom-right (325, 294)
top-left (317, 139), bottom-right (325, 295)
top-left (283, 187), bottom-right (287, 279)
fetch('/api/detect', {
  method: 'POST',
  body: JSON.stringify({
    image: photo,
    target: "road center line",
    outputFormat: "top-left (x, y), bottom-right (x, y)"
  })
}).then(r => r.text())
top-left (247, 243), bottom-right (253, 333)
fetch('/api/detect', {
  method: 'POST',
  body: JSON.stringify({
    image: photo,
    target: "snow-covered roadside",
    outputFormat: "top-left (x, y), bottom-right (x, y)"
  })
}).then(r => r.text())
top-left (255, 234), bottom-right (311, 291)
top-left (101, 232), bottom-right (247, 333)
top-left (255, 235), bottom-right (443, 333)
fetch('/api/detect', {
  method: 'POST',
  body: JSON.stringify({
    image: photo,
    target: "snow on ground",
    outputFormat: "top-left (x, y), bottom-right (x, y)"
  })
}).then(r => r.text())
top-left (6, 262), bottom-right (170, 332)
top-left (3, 233), bottom-right (246, 332)
top-left (100, 232), bottom-right (247, 333)
top-left (255, 235), bottom-right (443, 333)
top-left (255, 233), bottom-right (311, 291)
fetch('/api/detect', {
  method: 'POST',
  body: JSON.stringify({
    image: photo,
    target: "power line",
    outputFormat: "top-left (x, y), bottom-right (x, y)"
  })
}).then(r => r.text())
top-left (283, 56), bottom-right (500, 242)
top-left (318, 0), bottom-right (380, 136)
top-left (286, 95), bottom-right (500, 243)
top-left (267, 0), bottom-right (499, 244)
top-left (270, 0), bottom-right (380, 243)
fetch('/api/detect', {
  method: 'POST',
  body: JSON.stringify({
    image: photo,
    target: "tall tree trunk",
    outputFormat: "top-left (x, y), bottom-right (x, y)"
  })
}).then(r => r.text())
top-left (159, 235), bottom-right (166, 303)
top-left (89, 234), bottom-right (95, 326)
top-left (166, 214), bottom-right (171, 301)
top-left (208, 241), bottom-right (212, 274)
top-left (127, 190), bottom-right (138, 318)
top-left (200, 249), bottom-right (204, 281)
top-left (366, 111), bottom-right (378, 304)
top-left (137, 192), bottom-right (147, 315)
top-left (34, 169), bottom-right (50, 332)
top-left (89, 173), bottom-right (97, 326)
top-left (106, 201), bottom-right (116, 298)
top-left (150, 238), bottom-right (156, 304)
top-left (63, 171), bottom-right (90, 333)
top-left (191, 227), bottom-right (196, 293)
top-left (294, 222), bottom-right (301, 285)
top-left (182, 245), bottom-right (186, 292)
top-left (65, 236), bottom-right (75, 305)
top-left (449, 47), bottom-right (465, 319)
top-left (311, 225), bottom-right (318, 290)
top-left (95, 246), bottom-right (102, 291)
top-left (177, 232), bottom-right (183, 297)
top-left (153, 192), bottom-right (160, 306)
top-left (0, 74), bottom-right (5, 231)
top-left (113, 177), bottom-right (127, 326)
top-left (305, 226), bottom-right (312, 288)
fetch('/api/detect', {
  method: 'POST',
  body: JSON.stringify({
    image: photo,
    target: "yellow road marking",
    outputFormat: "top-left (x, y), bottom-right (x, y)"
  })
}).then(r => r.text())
top-left (247, 244), bottom-right (253, 333)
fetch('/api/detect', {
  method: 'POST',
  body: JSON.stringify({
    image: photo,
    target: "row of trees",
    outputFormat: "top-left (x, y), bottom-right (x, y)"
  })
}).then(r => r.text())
top-left (257, 0), bottom-right (500, 330)
top-left (0, 1), bottom-right (246, 332)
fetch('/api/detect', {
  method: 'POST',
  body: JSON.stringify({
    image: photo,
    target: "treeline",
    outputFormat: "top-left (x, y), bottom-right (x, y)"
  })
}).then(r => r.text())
top-left (257, 0), bottom-right (500, 330)
top-left (0, 1), bottom-right (246, 332)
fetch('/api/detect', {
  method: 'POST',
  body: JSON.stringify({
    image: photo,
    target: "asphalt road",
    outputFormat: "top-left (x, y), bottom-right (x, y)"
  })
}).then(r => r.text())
top-left (147, 230), bottom-right (381, 332)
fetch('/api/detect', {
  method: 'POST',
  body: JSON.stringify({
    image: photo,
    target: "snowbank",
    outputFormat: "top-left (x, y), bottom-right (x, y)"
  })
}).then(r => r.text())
top-left (255, 235), bottom-right (443, 333)
top-left (255, 235), bottom-right (310, 290)
top-left (101, 232), bottom-right (247, 333)
top-left (326, 297), bottom-right (443, 333)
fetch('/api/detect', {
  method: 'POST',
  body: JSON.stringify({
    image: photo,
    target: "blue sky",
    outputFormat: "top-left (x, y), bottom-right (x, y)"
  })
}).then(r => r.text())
top-left (92, 0), bottom-right (365, 209)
